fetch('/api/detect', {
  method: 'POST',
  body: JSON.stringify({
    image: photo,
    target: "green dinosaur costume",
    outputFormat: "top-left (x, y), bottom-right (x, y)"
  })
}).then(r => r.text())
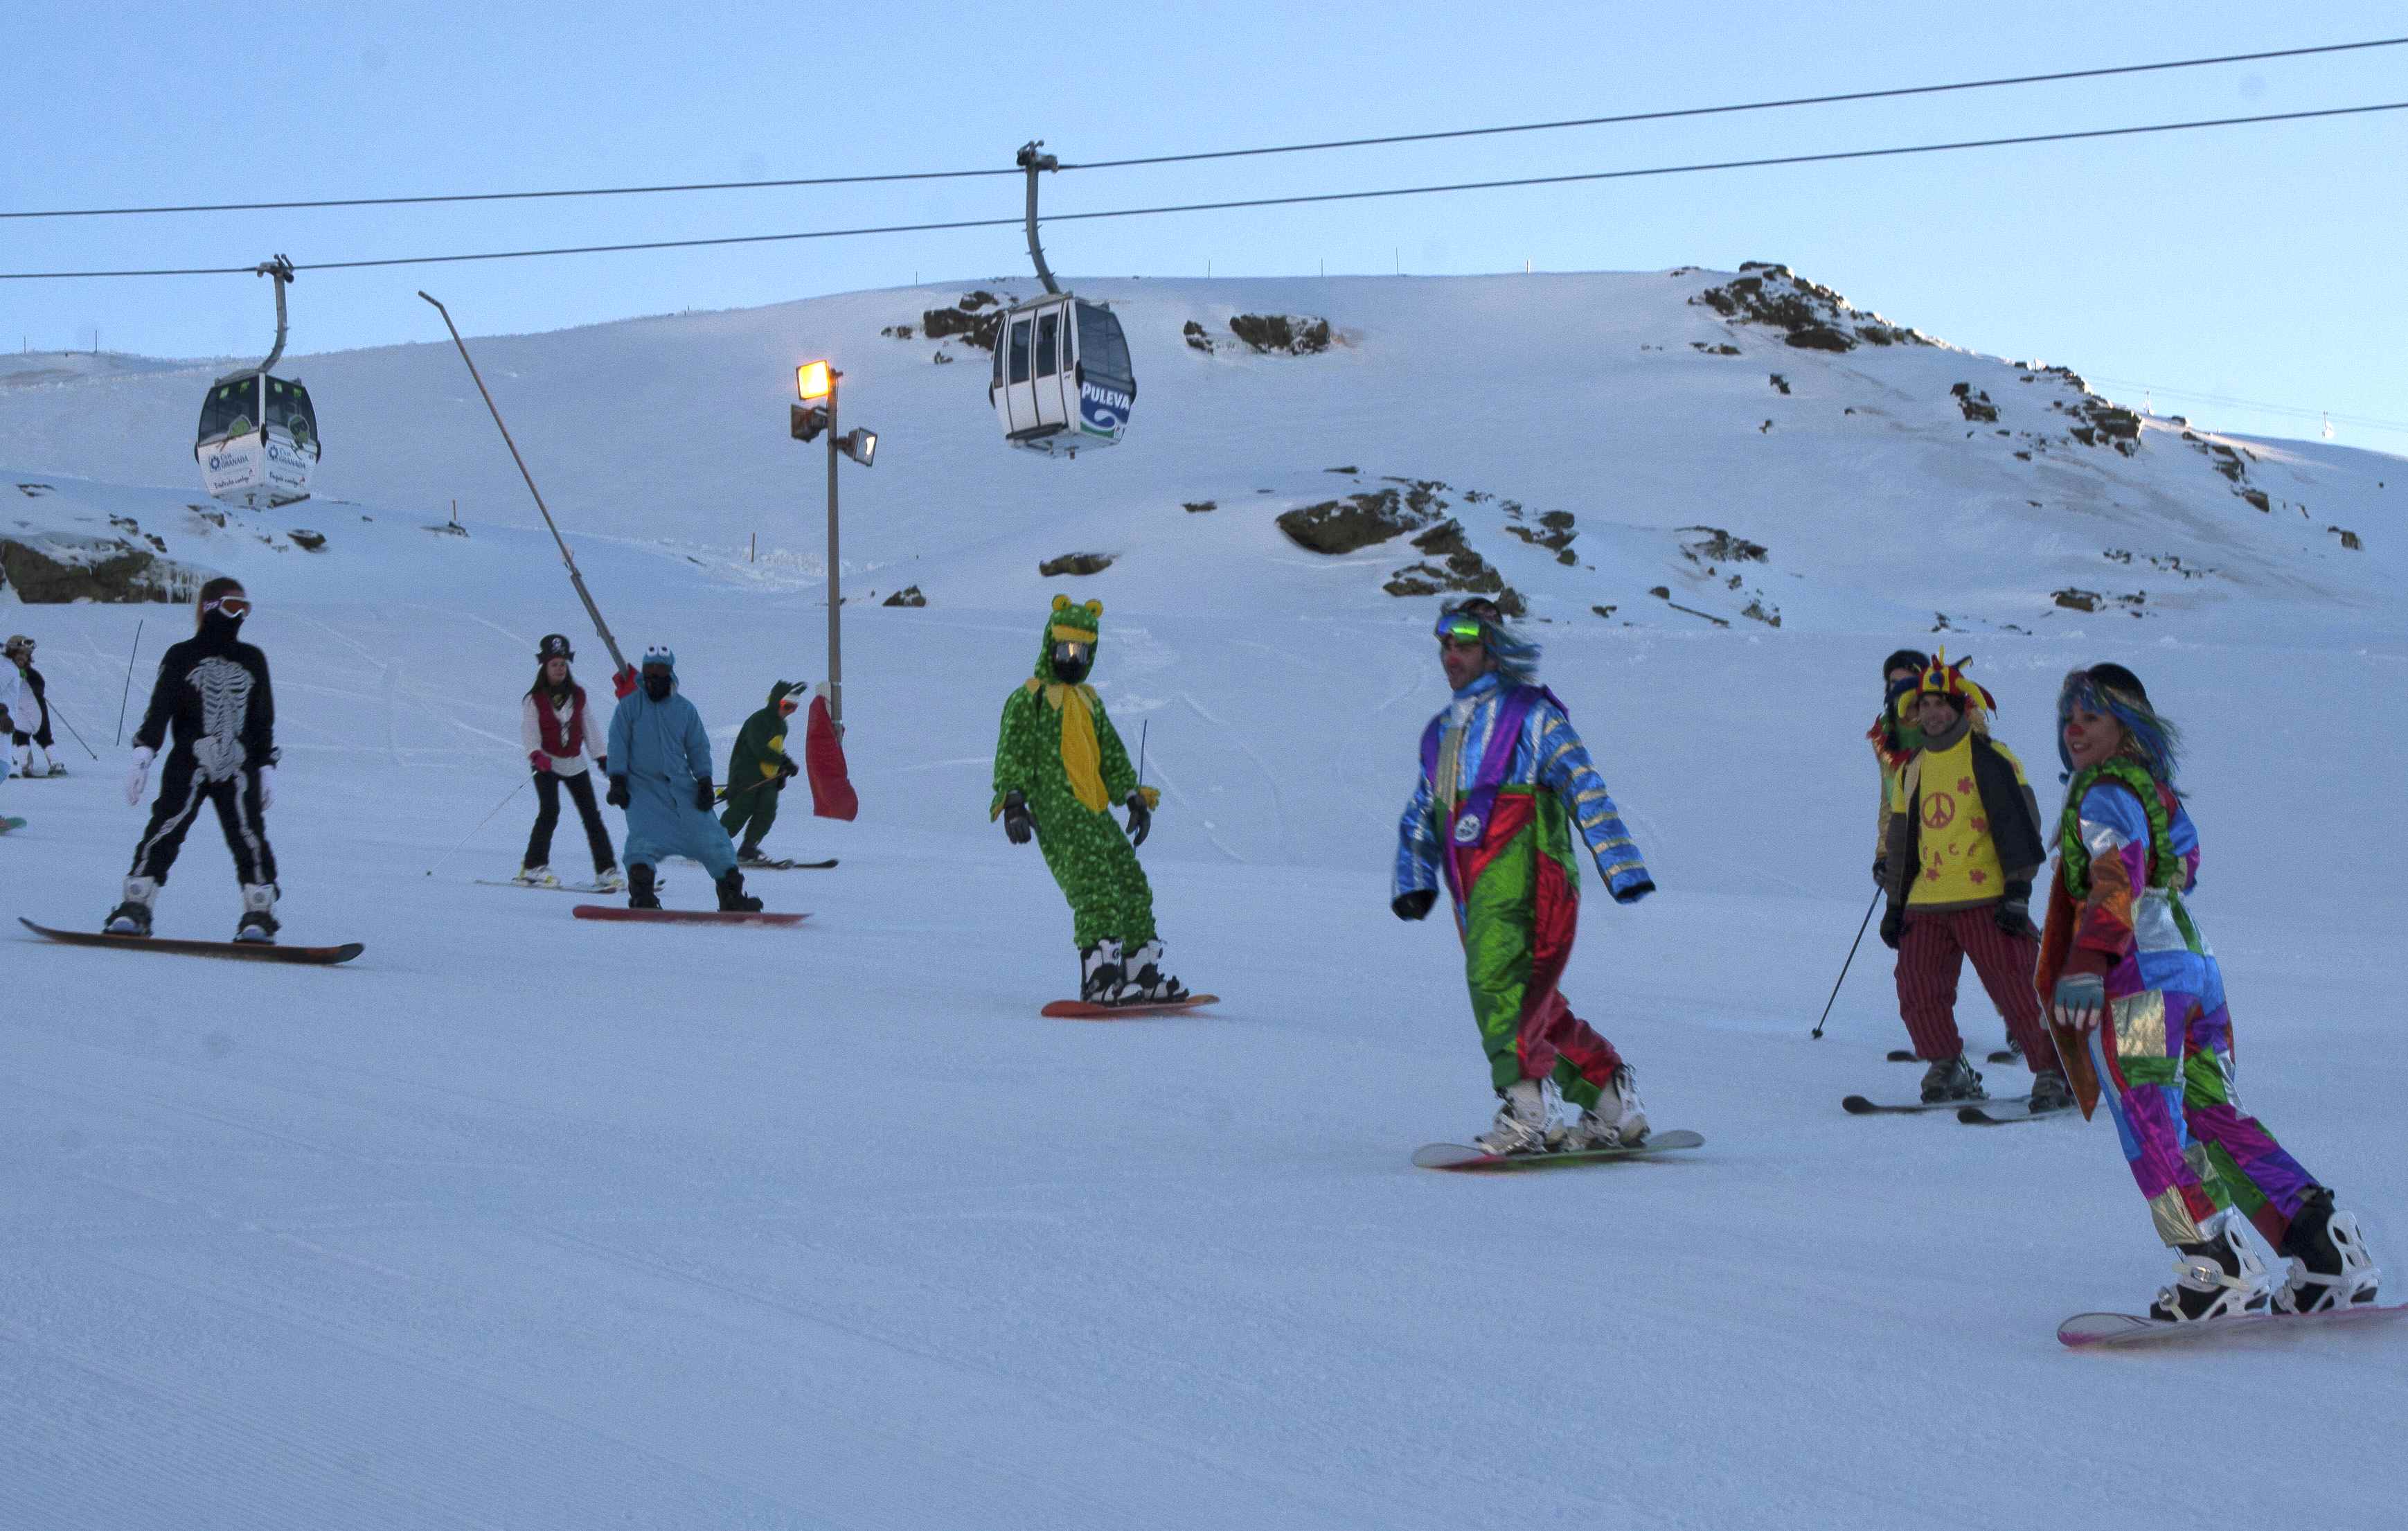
top-left (991, 596), bottom-right (1161, 950)
top-left (720, 680), bottom-right (801, 852)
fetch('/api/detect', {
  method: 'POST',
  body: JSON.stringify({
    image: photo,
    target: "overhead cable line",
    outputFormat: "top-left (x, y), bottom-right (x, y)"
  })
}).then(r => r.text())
top-left (4, 100), bottom-right (2402, 281)
top-left (3, 36), bottom-right (2400, 222)
top-left (2085, 376), bottom-right (2408, 434)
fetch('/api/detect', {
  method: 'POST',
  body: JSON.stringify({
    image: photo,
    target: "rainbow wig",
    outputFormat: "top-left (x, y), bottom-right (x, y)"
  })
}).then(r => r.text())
top-left (2056, 662), bottom-right (2182, 784)
top-left (1436, 597), bottom-right (1542, 687)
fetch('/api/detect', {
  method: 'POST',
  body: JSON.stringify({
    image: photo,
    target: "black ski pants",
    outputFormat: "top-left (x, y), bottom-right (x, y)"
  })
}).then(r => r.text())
top-left (526, 768), bottom-right (618, 874)
top-left (130, 749), bottom-right (276, 886)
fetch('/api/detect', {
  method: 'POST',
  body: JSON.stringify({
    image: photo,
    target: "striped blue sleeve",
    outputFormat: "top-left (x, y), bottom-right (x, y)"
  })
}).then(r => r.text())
top-left (1395, 765), bottom-right (1441, 901)
top-left (1528, 702), bottom-right (1653, 902)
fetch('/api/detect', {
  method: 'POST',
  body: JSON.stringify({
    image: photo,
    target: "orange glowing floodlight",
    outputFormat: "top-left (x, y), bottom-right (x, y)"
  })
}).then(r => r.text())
top-left (795, 361), bottom-right (832, 400)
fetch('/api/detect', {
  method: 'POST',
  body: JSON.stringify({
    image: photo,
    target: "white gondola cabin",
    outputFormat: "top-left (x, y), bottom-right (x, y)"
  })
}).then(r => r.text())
top-left (989, 294), bottom-right (1134, 456)
top-left (195, 257), bottom-right (320, 508)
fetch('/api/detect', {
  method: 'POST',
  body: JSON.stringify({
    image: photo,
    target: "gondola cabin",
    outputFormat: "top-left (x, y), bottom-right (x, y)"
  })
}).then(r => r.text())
top-left (195, 371), bottom-right (319, 508)
top-left (989, 295), bottom-right (1134, 457)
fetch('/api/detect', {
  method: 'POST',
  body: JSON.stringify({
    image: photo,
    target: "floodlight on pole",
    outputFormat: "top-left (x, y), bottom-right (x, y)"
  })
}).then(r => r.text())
top-left (840, 428), bottom-right (877, 468)
top-left (796, 360), bottom-right (832, 400)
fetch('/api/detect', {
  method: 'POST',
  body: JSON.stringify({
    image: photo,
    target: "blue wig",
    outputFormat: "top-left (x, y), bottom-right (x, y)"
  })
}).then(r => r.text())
top-left (2056, 663), bottom-right (2182, 784)
top-left (1435, 597), bottom-right (1541, 686)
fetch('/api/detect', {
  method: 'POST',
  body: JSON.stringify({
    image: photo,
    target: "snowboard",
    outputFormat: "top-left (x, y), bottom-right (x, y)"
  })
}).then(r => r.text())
top-left (475, 878), bottom-right (647, 895)
top-left (18, 916), bottom-right (364, 966)
top-left (1041, 993), bottom-right (1220, 1020)
top-left (2058, 1299), bottom-right (2408, 1350)
top-left (571, 905), bottom-right (806, 927)
top-left (1957, 1099), bottom-right (2076, 1126)
top-left (1889, 1047), bottom-right (2021, 1065)
top-left (1413, 1129), bottom-right (1706, 1172)
top-left (735, 858), bottom-right (838, 871)
top-left (1843, 1092), bottom-right (2029, 1117)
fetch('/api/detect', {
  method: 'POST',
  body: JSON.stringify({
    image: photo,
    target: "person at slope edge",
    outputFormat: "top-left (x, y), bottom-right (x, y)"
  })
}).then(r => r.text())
top-left (2038, 662), bottom-right (2378, 1323)
top-left (517, 633), bottom-right (624, 891)
top-left (6, 635), bottom-right (64, 779)
top-left (605, 646), bottom-right (760, 914)
top-left (1877, 651), bottom-right (2069, 1110)
top-left (1393, 596), bottom-right (1656, 1155)
top-left (110, 578), bottom-right (283, 941)
top-left (720, 679), bottom-right (805, 865)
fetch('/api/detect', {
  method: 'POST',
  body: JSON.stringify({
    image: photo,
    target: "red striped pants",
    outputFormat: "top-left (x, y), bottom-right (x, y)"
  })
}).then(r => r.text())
top-left (1893, 905), bottom-right (2054, 1069)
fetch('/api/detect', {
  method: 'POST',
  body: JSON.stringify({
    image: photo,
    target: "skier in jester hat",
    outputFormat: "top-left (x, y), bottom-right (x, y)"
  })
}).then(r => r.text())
top-left (1394, 597), bottom-right (1656, 1156)
top-left (991, 596), bottom-right (1183, 1005)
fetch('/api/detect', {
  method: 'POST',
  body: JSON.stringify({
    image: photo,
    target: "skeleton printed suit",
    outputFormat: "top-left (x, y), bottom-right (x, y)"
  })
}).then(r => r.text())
top-left (127, 621), bottom-right (278, 888)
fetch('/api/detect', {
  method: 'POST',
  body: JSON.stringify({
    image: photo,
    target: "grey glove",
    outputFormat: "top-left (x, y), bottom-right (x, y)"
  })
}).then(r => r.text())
top-left (2052, 973), bottom-right (2107, 1031)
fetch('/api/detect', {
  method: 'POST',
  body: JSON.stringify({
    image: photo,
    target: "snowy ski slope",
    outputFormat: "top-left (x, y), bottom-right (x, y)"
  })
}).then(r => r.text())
top-left (2, 270), bottom-right (2403, 1529)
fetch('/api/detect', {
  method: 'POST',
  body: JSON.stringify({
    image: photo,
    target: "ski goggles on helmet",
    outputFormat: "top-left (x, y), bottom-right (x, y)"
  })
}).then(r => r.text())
top-left (1434, 612), bottom-right (1486, 647)
top-left (203, 595), bottom-right (251, 619)
top-left (778, 694), bottom-right (801, 715)
top-left (3, 635), bottom-right (31, 658)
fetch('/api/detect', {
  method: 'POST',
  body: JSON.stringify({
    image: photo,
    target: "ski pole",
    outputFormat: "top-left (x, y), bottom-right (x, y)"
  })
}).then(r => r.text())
top-left (1810, 886), bottom-right (1885, 1039)
top-left (423, 779), bottom-right (529, 878)
top-left (44, 700), bottom-right (100, 761)
top-left (1137, 720), bottom-right (1147, 784)
top-left (114, 619), bottom-right (143, 746)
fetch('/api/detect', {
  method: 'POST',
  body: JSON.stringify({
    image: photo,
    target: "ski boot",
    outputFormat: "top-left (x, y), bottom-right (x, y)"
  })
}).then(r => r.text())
top-left (735, 843), bottom-right (772, 866)
top-left (2149, 1212), bottom-right (2274, 1323)
top-left (46, 761), bottom-right (67, 777)
top-left (1079, 939), bottom-right (1126, 1005)
top-left (1116, 939), bottom-right (1188, 1005)
top-left (1920, 1054), bottom-right (1987, 1104)
top-left (627, 862), bottom-right (661, 910)
top-left (234, 883), bottom-right (280, 945)
top-left (2275, 1187), bottom-right (2380, 1314)
top-left (1553, 1064), bottom-right (1650, 1150)
top-left (105, 875), bottom-right (158, 937)
top-left (714, 868), bottom-right (763, 913)
top-left (2026, 1069), bottom-right (2076, 1115)
top-left (1474, 1078), bottom-right (1553, 1156)
top-left (514, 863), bottom-right (560, 888)
top-left (593, 865), bottom-right (627, 894)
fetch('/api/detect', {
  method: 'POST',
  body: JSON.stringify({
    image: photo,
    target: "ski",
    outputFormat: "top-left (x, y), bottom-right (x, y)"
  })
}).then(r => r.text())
top-left (1413, 1129), bottom-right (1706, 1172)
top-left (1956, 1100), bottom-right (2076, 1126)
top-left (1888, 1047), bottom-right (2021, 1065)
top-left (735, 858), bottom-right (838, 871)
top-left (1042, 993), bottom-right (1220, 1020)
top-left (474, 878), bottom-right (648, 894)
top-left (18, 916), bottom-right (363, 965)
top-left (2059, 1299), bottom-right (2408, 1350)
top-left (1843, 1092), bottom-right (2028, 1116)
top-left (571, 905), bottom-right (805, 927)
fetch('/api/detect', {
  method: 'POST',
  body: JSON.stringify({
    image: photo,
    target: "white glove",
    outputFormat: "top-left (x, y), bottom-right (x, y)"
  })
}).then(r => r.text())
top-left (124, 746), bottom-right (154, 808)
top-left (258, 764), bottom-right (276, 812)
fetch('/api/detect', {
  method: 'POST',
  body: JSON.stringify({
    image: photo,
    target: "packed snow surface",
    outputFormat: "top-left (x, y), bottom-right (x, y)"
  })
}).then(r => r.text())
top-left (3, 271), bottom-right (2403, 1528)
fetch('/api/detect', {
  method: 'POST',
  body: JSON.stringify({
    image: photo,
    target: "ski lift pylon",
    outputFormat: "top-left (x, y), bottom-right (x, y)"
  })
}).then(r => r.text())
top-left (195, 255), bottom-right (320, 508)
top-left (988, 142), bottom-right (1134, 457)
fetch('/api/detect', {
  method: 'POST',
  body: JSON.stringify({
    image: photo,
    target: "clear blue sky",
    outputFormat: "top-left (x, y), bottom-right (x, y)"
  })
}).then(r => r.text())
top-left (5, 1), bottom-right (2402, 451)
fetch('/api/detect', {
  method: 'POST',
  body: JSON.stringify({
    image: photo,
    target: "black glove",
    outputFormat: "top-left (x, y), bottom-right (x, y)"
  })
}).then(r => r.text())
top-left (772, 775), bottom-right (787, 793)
top-left (1123, 790), bottom-right (1152, 847)
top-left (1873, 857), bottom-right (1888, 889)
top-left (596, 754), bottom-right (607, 776)
top-left (1879, 903), bottom-right (1905, 950)
top-left (778, 756), bottom-right (801, 779)
top-left (1392, 888), bottom-right (1437, 922)
top-left (1001, 790), bottom-right (1034, 844)
top-left (1995, 881), bottom-right (2036, 938)
top-left (606, 775), bottom-right (631, 809)
top-left (694, 778), bottom-right (715, 813)
top-left (1611, 878), bottom-right (1655, 907)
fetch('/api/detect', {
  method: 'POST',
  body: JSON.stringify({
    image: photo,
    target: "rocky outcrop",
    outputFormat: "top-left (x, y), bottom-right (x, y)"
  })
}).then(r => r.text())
top-left (1276, 488), bottom-right (1429, 554)
top-left (1227, 315), bottom-right (1332, 355)
top-left (921, 291), bottom-right (1005, 351)
top-left (1038, 552), bottom-right (1114, 576)
top-left (1, 533), bottom-right (213, 603)
top-left (1690, 264), bottom-right (1931, 352)
top-left (882, 585), bottom-right (927, 606)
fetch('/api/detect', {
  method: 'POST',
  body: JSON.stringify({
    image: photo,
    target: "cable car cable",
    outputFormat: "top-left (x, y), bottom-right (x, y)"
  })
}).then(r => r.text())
top-left (1, 35), bottom-right (2399, 222)
top-left (3, 98), bottom-right (2401, 281)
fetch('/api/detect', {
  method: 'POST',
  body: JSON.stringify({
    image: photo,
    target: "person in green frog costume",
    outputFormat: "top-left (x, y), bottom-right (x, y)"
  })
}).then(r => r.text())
top-left (991, 595), bottom-right (1185, 1005)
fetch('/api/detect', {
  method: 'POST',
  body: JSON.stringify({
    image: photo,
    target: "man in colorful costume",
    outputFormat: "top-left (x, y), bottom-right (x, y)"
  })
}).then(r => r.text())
top-left (992, 596), bottom-right (1182, 1005)
top-left (2040, 662), bottom-right (2378, 1322)
top-left (720, 679), bottom-right (804, 863)
top-left (1876, 651), bottom-right (2068, 1107)
top-left (1866, 648), bottom-right (1928, 888)
top-left (606, 646), bottom-right (762, 913)
top-left (1393, 598), bottom-right (1655, 1154)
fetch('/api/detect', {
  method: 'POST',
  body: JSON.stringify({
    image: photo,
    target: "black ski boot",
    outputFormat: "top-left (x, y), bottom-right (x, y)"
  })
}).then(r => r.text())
top-left (2026, 1070), bottom-right (2076, 1114)
top-left (2149, 1214), bottom-right (2272, 1322)
top-left (2276, 1187), bottom-right (2380, 1313)
top-left (1919, 1054), bottom-right (1987, 1103)
top-left (1078, 939), bottom-right (1126, 1005)
top-left (627, 862), bottom-right (661, 910)
top-left (715, 868), bottom-right (763, 913)
top-left (105, 876), bottom-right (158, 937)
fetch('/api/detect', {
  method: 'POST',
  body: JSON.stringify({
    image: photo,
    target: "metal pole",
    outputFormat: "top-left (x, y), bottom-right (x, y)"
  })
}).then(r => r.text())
top-left (1809, 886), bottom-right (1886, 1039)
top-left (825, 371), bottom-right (842, 727)
top-left (114, 618), bottom-right (144, 745)
top-left (44, 700), bottom-right (100, 761)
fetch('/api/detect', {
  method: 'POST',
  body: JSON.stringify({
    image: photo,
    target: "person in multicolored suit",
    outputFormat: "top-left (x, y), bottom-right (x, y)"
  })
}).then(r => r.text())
top-left (2040, 662), bottom-right (2380, 1322)
top-left (1877, 651), bottom-right (2069, 1108)
top-left (1393, 597), bottom-right (1655, 1155)
top-left (992, 596), bottom-right (1183, 1005)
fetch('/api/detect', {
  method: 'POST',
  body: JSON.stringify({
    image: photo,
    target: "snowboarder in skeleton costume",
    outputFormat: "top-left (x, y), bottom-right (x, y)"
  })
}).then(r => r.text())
top-left (991, 596), bottom-right (1183, 1005)
top-left (111, 578), bottom-right (282, 941)
top-left (1394, 598), bottom-right (1657, 1154)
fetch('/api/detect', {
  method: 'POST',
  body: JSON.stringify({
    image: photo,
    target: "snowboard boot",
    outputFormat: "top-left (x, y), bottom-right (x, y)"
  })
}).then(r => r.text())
top-left (2275, 1187), bottom-right (2380, 1314)
top-left (1475, 1078), bottom-right (1553, 1156)
top-left (2148, 1212), bottom-right (2274, 1323)
top-left (1116, 939), bottom-right (1188, 1005)
top-left (1079, 939), bottom-right (1127, 1005)
top-left (105, 875), bottom-right (158, 937)
top-left (234, 883), bottom-right (280, 945)
top-left (714, 868), bottom-right (763, 913)
top-left (46, 761), bottom-right (67, 777)
top-left (594, 865), bottom-right (627, 894)
top-left (514, 864), bottom-right (560, 888)
top-left (2026, 1069), bottom-right (2076, 1115)
top-left (1919, 1054), bottom-right (1988, 1104)
top-left (1555, 1064), bottom-right (1650, 1150)
top-left (627, 862), bottom-right (661, 910)
top-left (735, 843), bottom-right (771, 866)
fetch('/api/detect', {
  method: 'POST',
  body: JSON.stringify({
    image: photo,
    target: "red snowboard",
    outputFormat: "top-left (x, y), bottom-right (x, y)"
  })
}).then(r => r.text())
top-left (1041, 993), bottom-right (1219, 1020)
top-left (572, 905), bottom-right (806, 927)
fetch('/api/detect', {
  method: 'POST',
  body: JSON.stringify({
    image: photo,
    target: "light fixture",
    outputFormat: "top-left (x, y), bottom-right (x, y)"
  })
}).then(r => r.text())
top-left (840, 427), bottom-right (877, 467)
top-left (795, 360), bottom-right (832, 400)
